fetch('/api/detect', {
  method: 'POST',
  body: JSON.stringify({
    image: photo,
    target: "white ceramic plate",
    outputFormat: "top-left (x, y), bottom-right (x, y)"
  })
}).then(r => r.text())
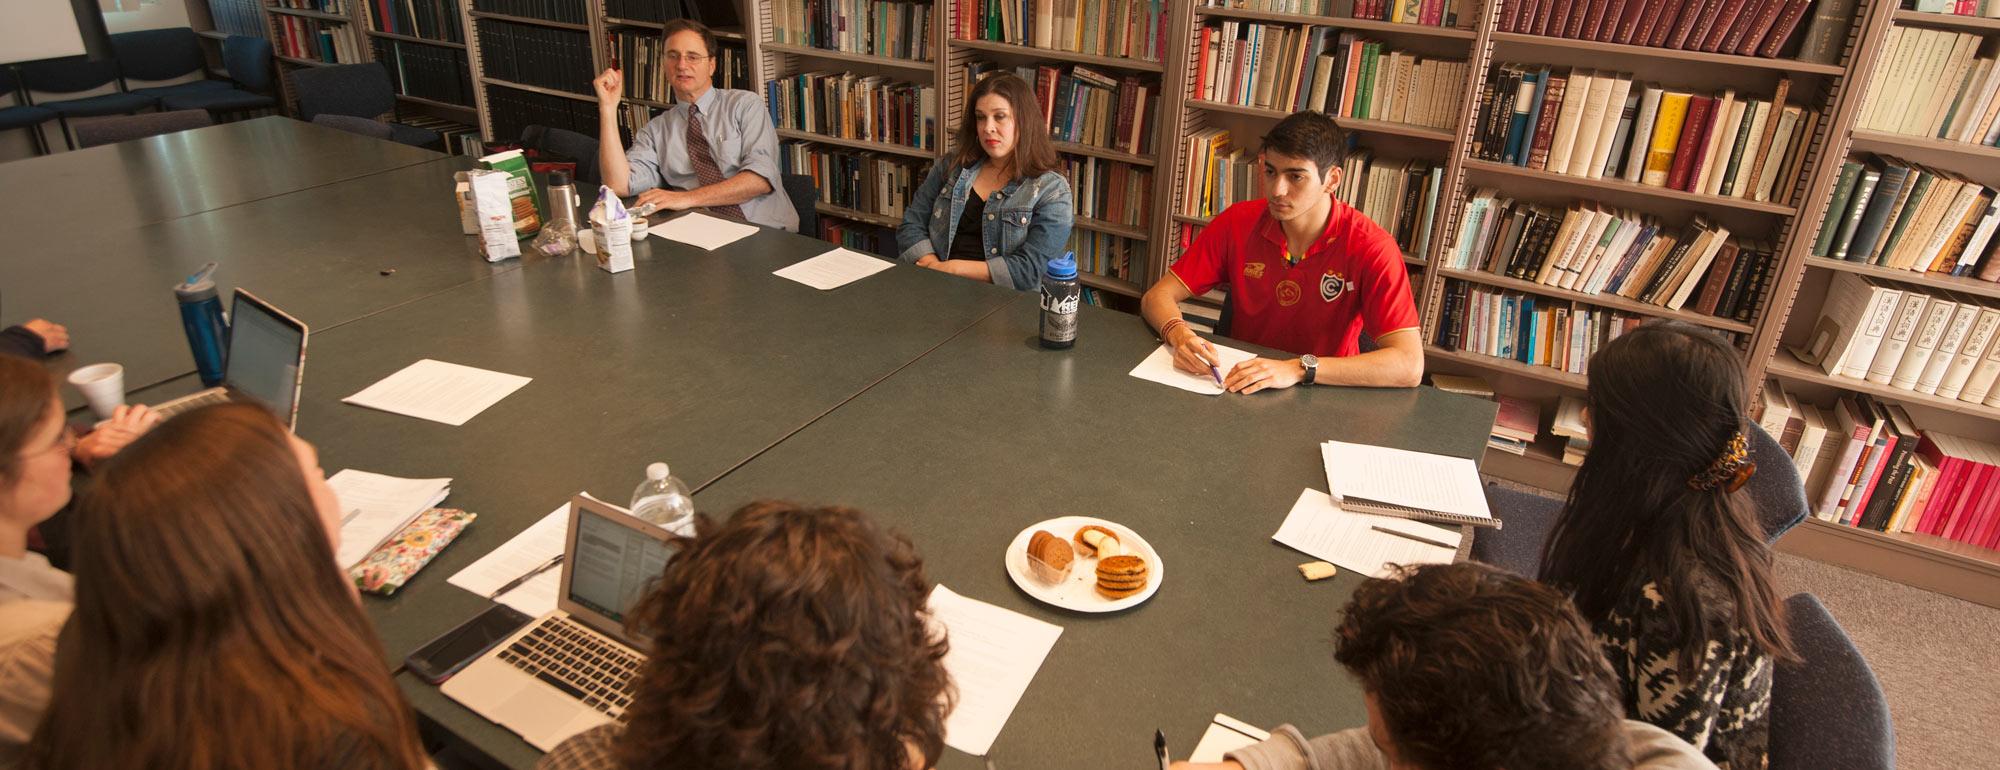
top-left (1004, 516), bottom-right (1164, 612)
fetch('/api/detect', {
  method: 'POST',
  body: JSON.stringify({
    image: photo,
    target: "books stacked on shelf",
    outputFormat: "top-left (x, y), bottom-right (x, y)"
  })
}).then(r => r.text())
top-left (1069, 230), bottom-right (1136, 281)
top-left (616, 103), bottom-right (663, 141)
top-left (1490, 395), bottom-right (1541, 454)
top-left (781, 145), bottom-right (927, 219)
top-left (1434, 277), bottom-right (1729, 374)
top-left (614, 30), bottom-right (753, 101)
top-left (368, 0), bottom-right (464, 42)
top-left (1194, 25), bottom-right (1465, 131)
top-left (1449, 190), bottom-right (1778, 321)
top-left (1179, 298), bottom-right (1224, 330)
top-left (475, 19), bottom-right (593, 94)
top-left (1792, 271), bottom-right (2000, 399)
top-left (768, 72), bottom-right (939, 151)
top-left (487, 85), bottom-right (599, 142)
top-left (1811, 154), bottom-right (2000, 277)
top-left (1471, 66), bottom-right (1816, 205)
top-left (397, 114), bottom-right (481, 154)
top-left (1343, 0), bottom-right (1474, 27)
top-left (1180, 128), bottom-right (1257, 218)
top-left (953, 0), bottom-right (1168, 62)
top-left (1340, 150), bottom-right (1444, 261)
top-left (1064, 156), bottom-right (1153, 229)
top-left (274, 17), bottom-right (364, 63)
top-left (469, 0), bottom-right (586, 25)
top-left (820, 219), bottom-right (898, 258)
top-left (773, 0), bottom-right (934, 60)
top-left (273, 0), bottom-right (350, 12)
top-left (206, 0), bottom-right (266, 36)
top-left (1494, 0), bottom-right (1842, 63)
top-left (1768, 380), bottom-right (2000, 550)
top-left (1901, 0), bottom-right (2000, 19)
top-left (373, 39), bottom-right (474, 106)
top-left (604, 0), bottom-right (740, 25)
top-left (966, 62), bottom-right (1160, 154)
top-left (1552, 395), bottom-right (1590, 463)
top-left (1852, 25), bottom-right (2000, 147)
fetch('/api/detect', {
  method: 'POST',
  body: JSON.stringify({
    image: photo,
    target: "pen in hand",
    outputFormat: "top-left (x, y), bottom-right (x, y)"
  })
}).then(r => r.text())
top-left (488, 555), bottom-right (563, 599)
top-left (1155, 729), bottom-right (1170, 770)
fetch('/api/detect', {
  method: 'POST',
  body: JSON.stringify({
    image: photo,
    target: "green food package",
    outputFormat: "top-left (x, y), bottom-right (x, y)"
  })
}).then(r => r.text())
top-left (478, 149), bottom-right (544, 237)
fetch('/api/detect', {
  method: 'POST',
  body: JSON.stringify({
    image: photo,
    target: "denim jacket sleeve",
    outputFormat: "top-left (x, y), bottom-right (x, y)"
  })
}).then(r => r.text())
top-left (987, 171), bottom-right (1074, 292)
top-left (897, 160), bottom-right (950, 263)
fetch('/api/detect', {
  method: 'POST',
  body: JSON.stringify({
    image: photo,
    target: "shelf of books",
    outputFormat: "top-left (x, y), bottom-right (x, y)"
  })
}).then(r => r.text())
top-left (1754, 0), bottom-right (2000, 605)
top-left (760, 0), bottom-right (943, 259)
top-left (266, 0), bottom-right (370, 115)
top-left (361, 0), bottom-right (481, 148)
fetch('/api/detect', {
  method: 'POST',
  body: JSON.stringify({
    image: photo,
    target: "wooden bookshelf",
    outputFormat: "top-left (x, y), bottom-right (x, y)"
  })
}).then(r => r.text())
top-left (466, 10), bottom-right (588, 31)
top-left (479, 76), bottom-right (593, 103)
top-left (1074, 216), bottom-right (1151, 241)
top-left (1426, 345), bottom-right (1589, 389)
top-left (1460, 158), bottom-right (1799, 216)
top-left (1803, 257), bottom-right (2000, 302)
top-left (1438, 268), bottom-right (1757, 334)
top-left (1053, 140), bottom-right (1157, 166)
top-left (1778, 518), bottom-right (2000, 609)
top-left (761, 42), bottom-right (937, 74)
top-left (775, 129), bottom-right (936, 160)
top-left (1487, 31), bottom-right (1849, 76)
top-left (267, 5), bottom-right (349, 22)
top-left (816, 202), bottom-right (901, 229)
top-left (1191, 5), bottom-right (1479, 40)
top-left (395, 93), bottom-right (477, 113)
top-left (366, 29), bottom-right (467, 49)
top-left (950, 38), bottom-right (1166, 73)
top-left (1891, 9), bottom-right (2000, 33)
top-left (1080, 272), bottom-right (1144, 297)
top-left (1846, 129), bottom-right (2000, 171)
top-left (1335, 115), bottom-right (1457, 142)
top-left (1765, 349), bottom-right (2000, 422)
top-left (274, 54), bottom-right (336, 67)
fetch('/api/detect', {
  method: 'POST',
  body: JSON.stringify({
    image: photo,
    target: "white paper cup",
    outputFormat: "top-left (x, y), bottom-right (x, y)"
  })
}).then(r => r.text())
top-left (67, 363), bottom-right (125, 419)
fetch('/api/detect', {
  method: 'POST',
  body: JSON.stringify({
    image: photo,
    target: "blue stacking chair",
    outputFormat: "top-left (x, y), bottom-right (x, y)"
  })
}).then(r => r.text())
top-left (0, 67), bottom-right (60, 155)
top-left (161, 35), bottom-right (278, 118)
top-left (113, 28), bottom-right (232, 103)
top-left (18, 55), bottom-right (158, 150)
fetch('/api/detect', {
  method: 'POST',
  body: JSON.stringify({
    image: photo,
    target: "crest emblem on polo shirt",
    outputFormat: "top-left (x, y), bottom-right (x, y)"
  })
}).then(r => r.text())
top-left (1244, 261), bottom-right (1267, 279)
top-left (1276, 279), bottom-right (1303, 307)
top-left (1319, 271), bottom-right (1352, 302)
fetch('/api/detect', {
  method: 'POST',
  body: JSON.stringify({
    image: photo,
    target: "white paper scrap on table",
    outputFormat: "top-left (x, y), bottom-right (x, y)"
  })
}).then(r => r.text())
top-left (1127, 342), bottom-right (1260, 395)
top-left (773, 247), bottom-right (895, 290)
top-left (928, 584), bottom-right (1063, 756)
top-left (1272, 488), bottom-right (1462, 578)
top-left (330, 470), bottom-right (451, 569)
top-left (1190, 714), bottom-right (1271, 762)
top-left (447, 499), bottom-right (572, 616)
top-left (648, 211), bottom-right (757, 250)
top-left (342, 359), bottom-right (532, 426)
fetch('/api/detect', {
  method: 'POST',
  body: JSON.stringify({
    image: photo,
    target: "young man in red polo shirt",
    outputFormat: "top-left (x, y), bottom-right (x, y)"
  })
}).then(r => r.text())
top-left (1141, 112), bottom-right (1424, 391)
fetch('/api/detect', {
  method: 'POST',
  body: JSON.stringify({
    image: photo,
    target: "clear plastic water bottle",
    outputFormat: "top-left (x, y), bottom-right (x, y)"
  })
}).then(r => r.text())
top-left (631, 462), bottom-right (695, 534)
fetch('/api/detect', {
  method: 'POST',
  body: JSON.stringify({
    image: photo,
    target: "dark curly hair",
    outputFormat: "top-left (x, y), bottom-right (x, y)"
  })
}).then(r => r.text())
top-left (613, 501), bottom-right (952, 770)
top-left (1335, 562), bottom-right (1633, 770)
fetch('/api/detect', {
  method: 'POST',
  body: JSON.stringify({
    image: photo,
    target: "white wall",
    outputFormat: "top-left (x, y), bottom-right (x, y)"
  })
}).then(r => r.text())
top-left (102, 1), bottom-right (191, 34)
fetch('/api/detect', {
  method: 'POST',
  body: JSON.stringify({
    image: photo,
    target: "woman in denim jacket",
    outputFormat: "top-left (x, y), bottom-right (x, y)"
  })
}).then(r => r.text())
top-left (897, 73), bottom-right (1073, 291)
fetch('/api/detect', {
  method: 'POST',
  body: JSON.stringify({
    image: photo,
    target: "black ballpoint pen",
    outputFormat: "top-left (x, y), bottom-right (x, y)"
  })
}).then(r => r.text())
top-left (488, 554), bottom-right (563, 599)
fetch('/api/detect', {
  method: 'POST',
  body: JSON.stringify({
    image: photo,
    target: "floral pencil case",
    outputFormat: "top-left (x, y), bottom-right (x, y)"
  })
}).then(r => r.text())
top-left (349, 508), bottom-right (476, 596)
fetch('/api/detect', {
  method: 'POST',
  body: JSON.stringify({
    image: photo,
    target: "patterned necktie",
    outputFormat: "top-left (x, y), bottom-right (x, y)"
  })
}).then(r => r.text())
top-left (685, 103), bottom-right (746, 222)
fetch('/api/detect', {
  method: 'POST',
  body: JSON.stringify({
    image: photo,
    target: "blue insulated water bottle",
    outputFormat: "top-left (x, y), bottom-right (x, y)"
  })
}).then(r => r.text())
top-left (176, 262), bottom-right (228, 387)
top-left (1039, 252), bottom-right (1080, 350)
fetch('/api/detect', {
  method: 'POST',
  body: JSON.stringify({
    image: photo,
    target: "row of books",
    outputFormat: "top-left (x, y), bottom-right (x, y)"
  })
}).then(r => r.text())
top-left (475, 19), bottom-right (592, 96)
top-left (1193, 23), bottom-right (1465, 132)
top-left (468, 0), bottom-right (588, 26)
top-left (367, 0), bottom-right (464, 42)
top-left (616, 103), bottom-right (661, 143)
top-left (1064, 156), bottom-right (1154, 229)
top-left (203, 0), bottom-right (266, 37)
top-left (1345, 0), bottom-right (1476, 27)
top-left (1767, 383), bottom-right (2000, 550)
top-left (771, 0), bottom-right (934, 61)
top-left (396, 113), bottom-right (482, 155)
top-left (767, 72), bottom-right (940, 151)
top-left (486, 83), bottom-right (599, 144)
top-left (274, 17), bottom-right (363, 63)
top-left (273, 0), bottom-right (350, 12)
top-left (1494, 0), bottom-right (1840, 64)
top-left (780, 145), bottom-right (927, 218)
top-left (1341, 152), bottom-right (1444, 261)
top-left (373, 39), bottom-right (474, 106)
top-left (1179, 128), bottom-right (1255, 219)
top-left (1473, 67), bottom-right (1815, 205)
top-left (1795, 273), bottom-right (2000, 404)
top-left (610, 32), bottom-right (752, 102)
top-left (971, 62), bottom-right (1160, 155)
top-left (1905, 0), bottom-right (2000, 18)
top-left (819, 219), bottom-right (898, 258)
top-left (603, 0), bottom-right (739, 24)
top-left (1853, 25), bottom-right (2000, 147)
top-left (1433, 279), bottom-right (1671, 374)
top-left (1069, 230), bottom-right (1137, 281)
top-left (954, 0), bottom-right (1170, 62)
top-left (1433, 373), bottom-right (1592, 462)
top-left (1813, 154), bottom-right (2000, 279)
top-left (1451, 193), bottom-right (1777, 321)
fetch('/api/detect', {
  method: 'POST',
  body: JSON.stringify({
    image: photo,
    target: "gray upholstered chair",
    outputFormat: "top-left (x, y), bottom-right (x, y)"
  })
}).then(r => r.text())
top-left (161, 35), bottom-right (278, 117)
top-left (1769, 593), bottom-right (1895, 770)
top-left (311, 113), bottom-right (393, 141)
top-left (289, 63), bottom-right (439, 149)
top-left (72, 109), bottom-right (214, 149)
top-left (519, 124), bottom-right (600, 184)
top-left (1470, 423), bottom-right (1809, 575)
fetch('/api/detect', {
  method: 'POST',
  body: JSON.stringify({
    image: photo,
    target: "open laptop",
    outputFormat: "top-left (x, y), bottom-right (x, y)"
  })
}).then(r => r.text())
top-left (443, 495), bottom-right (672, 751)
top-left (153, 289), bottom-right (308, 429)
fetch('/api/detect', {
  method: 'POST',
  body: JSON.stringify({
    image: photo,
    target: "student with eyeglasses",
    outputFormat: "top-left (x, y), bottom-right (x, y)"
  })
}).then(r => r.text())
top-left (592, 19), bottom-right (797, 232)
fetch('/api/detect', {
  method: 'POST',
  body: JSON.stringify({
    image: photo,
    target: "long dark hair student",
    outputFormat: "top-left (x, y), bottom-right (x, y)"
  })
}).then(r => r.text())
top-left (951, 73), bottom-right (1059, 178)
top-left (26, 404), bottom-right (427, 770)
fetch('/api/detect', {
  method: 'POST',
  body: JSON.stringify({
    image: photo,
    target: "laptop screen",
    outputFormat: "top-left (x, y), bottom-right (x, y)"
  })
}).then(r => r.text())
top-left (225, 293), bottom-right (305, 419)
top-left (567, 504), bottom-right (673, 625)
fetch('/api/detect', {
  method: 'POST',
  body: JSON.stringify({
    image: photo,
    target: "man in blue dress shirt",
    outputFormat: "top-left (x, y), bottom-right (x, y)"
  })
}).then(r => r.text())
top-left (592, 19), bottom-right (797, 232)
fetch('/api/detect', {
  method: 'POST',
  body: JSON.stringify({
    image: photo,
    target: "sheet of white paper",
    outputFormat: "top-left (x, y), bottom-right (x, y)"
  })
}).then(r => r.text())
top-left (330, 470), bottom-right (451, 568)
top-left (648, 211), bottom-right (757, 250)
top-left (1127, 342), bottom-right (1260, 395)
top-left (1272, 488), bottom-right (1462, 578)
top-left (928, 584), bottom-right (1063, 756)
top-left (447, 500), bottom-right (572, 616)
top-left (342, 359), bottom-right (532, 427)
top-left (1320, 441), bottom-right (1494, 522)
top-left (773, 247), bottom-right (895, 290)
top-left (1190, 714), bottom-right (1271, 762)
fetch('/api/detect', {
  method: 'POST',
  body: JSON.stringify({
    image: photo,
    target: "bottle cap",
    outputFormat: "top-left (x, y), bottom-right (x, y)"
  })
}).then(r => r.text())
top-left (1045, 251), bottom-right (1077, 280)
top-left (174, 261), bottom-right (219, 302)
top-left (550, 169), bottom-right (573, 187)
top-left (647, 462), bottom-right (669, 481)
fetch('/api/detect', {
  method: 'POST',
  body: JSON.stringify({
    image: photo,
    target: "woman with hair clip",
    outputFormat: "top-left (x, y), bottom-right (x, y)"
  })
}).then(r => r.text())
top-left (897, 72), bottom-right (1073, 291)
top-left (24, 403), bottom-right (429, 770)
top-left (1539, 320), bottom-right (1794, 769)
top-left (538, 501), bottom-right (953, 770)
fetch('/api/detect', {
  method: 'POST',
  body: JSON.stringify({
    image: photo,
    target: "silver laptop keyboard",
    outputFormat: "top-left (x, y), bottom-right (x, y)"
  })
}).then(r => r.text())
top-left (156, 390), bottom-right (230, 418)
top-left (496, 615), bottom-right (641, 717)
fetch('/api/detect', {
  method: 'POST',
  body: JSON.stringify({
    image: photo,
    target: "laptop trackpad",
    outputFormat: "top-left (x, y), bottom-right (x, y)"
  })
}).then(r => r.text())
top-left (491, 684), bottom-right (584, 749)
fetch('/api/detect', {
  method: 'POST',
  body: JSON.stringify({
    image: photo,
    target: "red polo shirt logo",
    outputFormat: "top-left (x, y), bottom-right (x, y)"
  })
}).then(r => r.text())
top-left (1276, 279), bottom-right (1303, 306)
top-left (1320, 271), bottom-right (1350, 302)
top-left (1244, 262), bottom-right (1267, 279)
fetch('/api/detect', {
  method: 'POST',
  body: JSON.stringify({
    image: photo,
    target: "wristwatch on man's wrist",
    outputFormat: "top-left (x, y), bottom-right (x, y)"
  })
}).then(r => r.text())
top-left (1300, 354), bottom-right (1318, 385)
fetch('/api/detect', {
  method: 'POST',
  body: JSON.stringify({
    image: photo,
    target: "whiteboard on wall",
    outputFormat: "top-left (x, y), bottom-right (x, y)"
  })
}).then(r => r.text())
top-left (1, 0), bottom-right (89, 65)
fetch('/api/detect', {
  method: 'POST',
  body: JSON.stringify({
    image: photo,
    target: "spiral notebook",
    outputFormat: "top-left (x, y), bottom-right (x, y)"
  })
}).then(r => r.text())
top-left (1320, 441), bottom-right (1500, 530)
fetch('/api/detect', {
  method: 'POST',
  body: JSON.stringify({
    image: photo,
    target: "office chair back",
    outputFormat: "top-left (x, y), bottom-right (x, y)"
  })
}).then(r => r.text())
top-left (290, 63), bottom-right (394, 121)
top-left (110, 28), bottom-right (206, 83)
top-left (782, 173), bottom-right (817, 235)
top-left (18, 55), bottom-right (123, 97)
top-left (223, 35), bottom-right (276, 94)
top-left (1769, 593), bottom-right (1895, 770)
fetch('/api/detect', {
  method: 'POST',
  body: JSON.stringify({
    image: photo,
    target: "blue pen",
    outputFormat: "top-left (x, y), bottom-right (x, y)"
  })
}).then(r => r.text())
top-left (1209, 363), bottom-right (1224, 387)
